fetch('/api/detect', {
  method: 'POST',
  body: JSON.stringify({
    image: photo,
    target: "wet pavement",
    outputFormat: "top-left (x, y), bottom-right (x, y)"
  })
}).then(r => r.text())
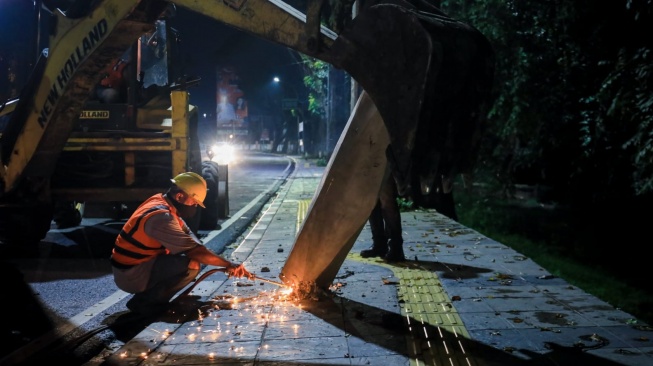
top-left (88, 157), bottom-right (653, 366)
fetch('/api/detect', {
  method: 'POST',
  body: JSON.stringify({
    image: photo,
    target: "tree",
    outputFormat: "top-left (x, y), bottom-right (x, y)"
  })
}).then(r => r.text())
top-left (441, 0), bottom-right (653, 207)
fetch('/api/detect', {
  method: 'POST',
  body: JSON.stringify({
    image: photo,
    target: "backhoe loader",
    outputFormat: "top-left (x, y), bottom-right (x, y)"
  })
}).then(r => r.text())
top-left (0, 0), bottom-right (494, 289)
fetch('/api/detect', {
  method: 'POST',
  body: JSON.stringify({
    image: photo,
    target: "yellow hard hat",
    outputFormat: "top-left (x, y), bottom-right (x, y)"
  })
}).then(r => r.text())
top-left (170, 172), bottom-right (207, 208)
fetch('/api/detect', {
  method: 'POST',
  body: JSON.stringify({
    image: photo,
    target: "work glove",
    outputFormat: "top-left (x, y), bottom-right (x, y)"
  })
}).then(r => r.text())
top-left (226, 263), bottom-right (254, 280)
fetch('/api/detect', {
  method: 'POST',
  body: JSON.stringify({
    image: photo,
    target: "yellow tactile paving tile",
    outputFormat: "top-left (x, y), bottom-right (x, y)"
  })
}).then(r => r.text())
top-left (400, 290), bottom-right (450, 304)
top-left (398, 284), bottom-right (446, 295)
top-left (401, 302), bottom-right (456, 317)
top-left (406, 335), bottom-right (481, 366)
top-left (347, 259), bottom-right (482, 366)
top-left (296, 199), bottom-right (310, 232)
top-left (297, 200), bottom-right (484, 366)
top-left (406, 312), bottom-right (467, 328)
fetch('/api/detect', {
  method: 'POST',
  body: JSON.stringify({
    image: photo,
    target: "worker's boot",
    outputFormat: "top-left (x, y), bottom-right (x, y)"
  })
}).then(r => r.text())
top-left (360, 242), bottom-right (388, 258)
top-left (384, 240), bottom-right (405, 262)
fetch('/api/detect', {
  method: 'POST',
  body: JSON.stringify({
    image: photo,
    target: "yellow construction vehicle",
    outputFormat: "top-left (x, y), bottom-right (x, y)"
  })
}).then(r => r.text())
top-left (0, 0), bottom-right (494, 289)
top-left (0, 1), bottom-right (230, 243)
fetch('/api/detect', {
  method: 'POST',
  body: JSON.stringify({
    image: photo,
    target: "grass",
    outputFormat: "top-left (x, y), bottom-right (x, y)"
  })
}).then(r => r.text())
top-left (453, 188), bottom-right (653, 326)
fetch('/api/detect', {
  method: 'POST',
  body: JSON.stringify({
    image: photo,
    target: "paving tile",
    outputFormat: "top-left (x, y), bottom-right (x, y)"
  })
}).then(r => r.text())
top-left (256, 336), bottom-right (350, 361)
top-left (585, 346), bottom-right (653, 365)
top-left (264, 318), bottom-right (345, 339)
top-left (157, 340), bottom-right (262, 364)
top-left (349, 354), bottom-right (410, 365)
top-left (449, 297), bottom-right (497, 314)
top-left (465, 328), bottom-right (547, 362)
top-left (346, 335), bottom-right (408, 357)
top-left (458, 311), bottom-right (516, 331)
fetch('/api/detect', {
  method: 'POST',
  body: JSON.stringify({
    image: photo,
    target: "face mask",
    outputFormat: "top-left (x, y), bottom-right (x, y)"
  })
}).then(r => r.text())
top-left (168, 195), bottom-right (198, 219)
top-left (176, 203), bottom-right (198, 219)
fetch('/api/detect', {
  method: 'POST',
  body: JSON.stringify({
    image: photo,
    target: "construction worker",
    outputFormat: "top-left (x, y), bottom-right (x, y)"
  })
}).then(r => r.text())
top-left (111, 172), bottom-right (252, 316)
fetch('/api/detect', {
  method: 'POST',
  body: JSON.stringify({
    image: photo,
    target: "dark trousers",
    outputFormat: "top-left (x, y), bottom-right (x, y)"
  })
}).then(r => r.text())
top-left (127, 255), bottom-right (199, 314)
top-left (369, 175), bottom-right (403, 248)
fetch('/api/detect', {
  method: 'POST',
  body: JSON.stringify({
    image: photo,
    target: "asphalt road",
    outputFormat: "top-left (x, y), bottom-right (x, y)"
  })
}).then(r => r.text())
top-left (0, 151), bottom-right (293, 366)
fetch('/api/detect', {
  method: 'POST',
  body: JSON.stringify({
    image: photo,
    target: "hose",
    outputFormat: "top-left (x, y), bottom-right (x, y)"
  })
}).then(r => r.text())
top-left (34, 268), bottom-right (233, 360)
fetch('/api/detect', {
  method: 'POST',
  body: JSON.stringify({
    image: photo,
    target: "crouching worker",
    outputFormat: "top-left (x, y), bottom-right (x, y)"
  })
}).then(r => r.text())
top-left (111, 172), bottom-right (252, 316)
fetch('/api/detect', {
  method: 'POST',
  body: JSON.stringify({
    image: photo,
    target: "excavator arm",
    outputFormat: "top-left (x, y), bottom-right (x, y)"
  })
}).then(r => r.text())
top-left (0, 0), bottom-right (493, 290)
top-left (0, 0), bottom-right (168, 197)
top-left (0, 0), bottom-right (431, 200)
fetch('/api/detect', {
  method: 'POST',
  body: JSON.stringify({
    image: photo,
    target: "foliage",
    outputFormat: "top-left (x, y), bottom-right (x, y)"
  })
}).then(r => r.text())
top-left (440, 0), bottom-right (653, 205)
top-left (315, 156), bottom-right (328, 167)
top-left (299, 55), bottom-right (329, 118)
top-left (396, 197), bottom-right (414, 212)
top-left (597, 47), bottom-right (653, 196)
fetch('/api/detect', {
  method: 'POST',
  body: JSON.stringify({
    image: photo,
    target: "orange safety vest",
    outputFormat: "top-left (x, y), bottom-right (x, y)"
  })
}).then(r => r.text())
top-left (111, 194), bottom-right (182, 268)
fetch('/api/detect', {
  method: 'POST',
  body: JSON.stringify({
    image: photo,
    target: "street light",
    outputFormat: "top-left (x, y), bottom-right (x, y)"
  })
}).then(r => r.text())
top-left (272, 76), bottom-right (302, 154)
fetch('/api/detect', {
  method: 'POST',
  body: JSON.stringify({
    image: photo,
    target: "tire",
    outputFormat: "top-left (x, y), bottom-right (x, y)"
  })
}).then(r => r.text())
top-left (53, 201), bottom-right (83, 229)
top-left (199, 161), bottom-right (221, 230)
top-left (216, 164), bottom-right (229, 219)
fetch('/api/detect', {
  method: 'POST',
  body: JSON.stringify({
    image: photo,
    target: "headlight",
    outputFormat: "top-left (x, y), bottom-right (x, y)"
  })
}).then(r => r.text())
top-left (208, 143), bottom-right (236, 165)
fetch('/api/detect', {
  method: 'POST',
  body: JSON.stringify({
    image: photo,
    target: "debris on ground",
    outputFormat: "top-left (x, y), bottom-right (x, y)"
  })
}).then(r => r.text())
top-left (288, 280), bottom-right (321, 301)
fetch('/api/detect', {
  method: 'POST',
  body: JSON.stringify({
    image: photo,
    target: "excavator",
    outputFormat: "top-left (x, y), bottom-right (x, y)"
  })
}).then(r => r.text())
top-left (0, 0), bottom-right (494, 289)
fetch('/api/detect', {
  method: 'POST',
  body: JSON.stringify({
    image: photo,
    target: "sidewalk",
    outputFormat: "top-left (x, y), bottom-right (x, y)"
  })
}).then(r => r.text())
top-left (97, 157), bottom-right (653, 366)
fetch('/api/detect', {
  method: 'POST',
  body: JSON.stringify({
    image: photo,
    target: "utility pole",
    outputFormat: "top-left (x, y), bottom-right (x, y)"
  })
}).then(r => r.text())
top-left (350, 0), bottom-right (361, 113)
top-left (326, 65), bottom-right (333, 154)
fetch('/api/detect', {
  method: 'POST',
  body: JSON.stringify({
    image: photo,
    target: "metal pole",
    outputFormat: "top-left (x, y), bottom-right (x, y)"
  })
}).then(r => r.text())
top-left (326, 65), bottom-right (331, 154)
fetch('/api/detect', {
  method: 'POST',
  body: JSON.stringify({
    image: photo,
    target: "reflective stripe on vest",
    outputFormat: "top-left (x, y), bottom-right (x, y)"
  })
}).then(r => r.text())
top-left (111, 194), bottom-right (178, 268)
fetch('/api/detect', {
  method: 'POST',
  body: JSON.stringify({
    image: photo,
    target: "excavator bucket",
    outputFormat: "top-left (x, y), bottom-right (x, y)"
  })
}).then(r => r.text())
top-left (279, 4), bottom-right (431, 290)
top-left (279, 91), bottom-right (389, 290)
top-left (326, 4), bottom-right (433, 192)
top-left (280, 3), bottom-right (494, 290)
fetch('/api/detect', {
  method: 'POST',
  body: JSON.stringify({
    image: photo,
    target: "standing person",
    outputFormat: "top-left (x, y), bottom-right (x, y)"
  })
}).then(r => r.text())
top-left (360, 172), bottom-right (406, 262)
top-left (111, 172), bottom-right (252, 316)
